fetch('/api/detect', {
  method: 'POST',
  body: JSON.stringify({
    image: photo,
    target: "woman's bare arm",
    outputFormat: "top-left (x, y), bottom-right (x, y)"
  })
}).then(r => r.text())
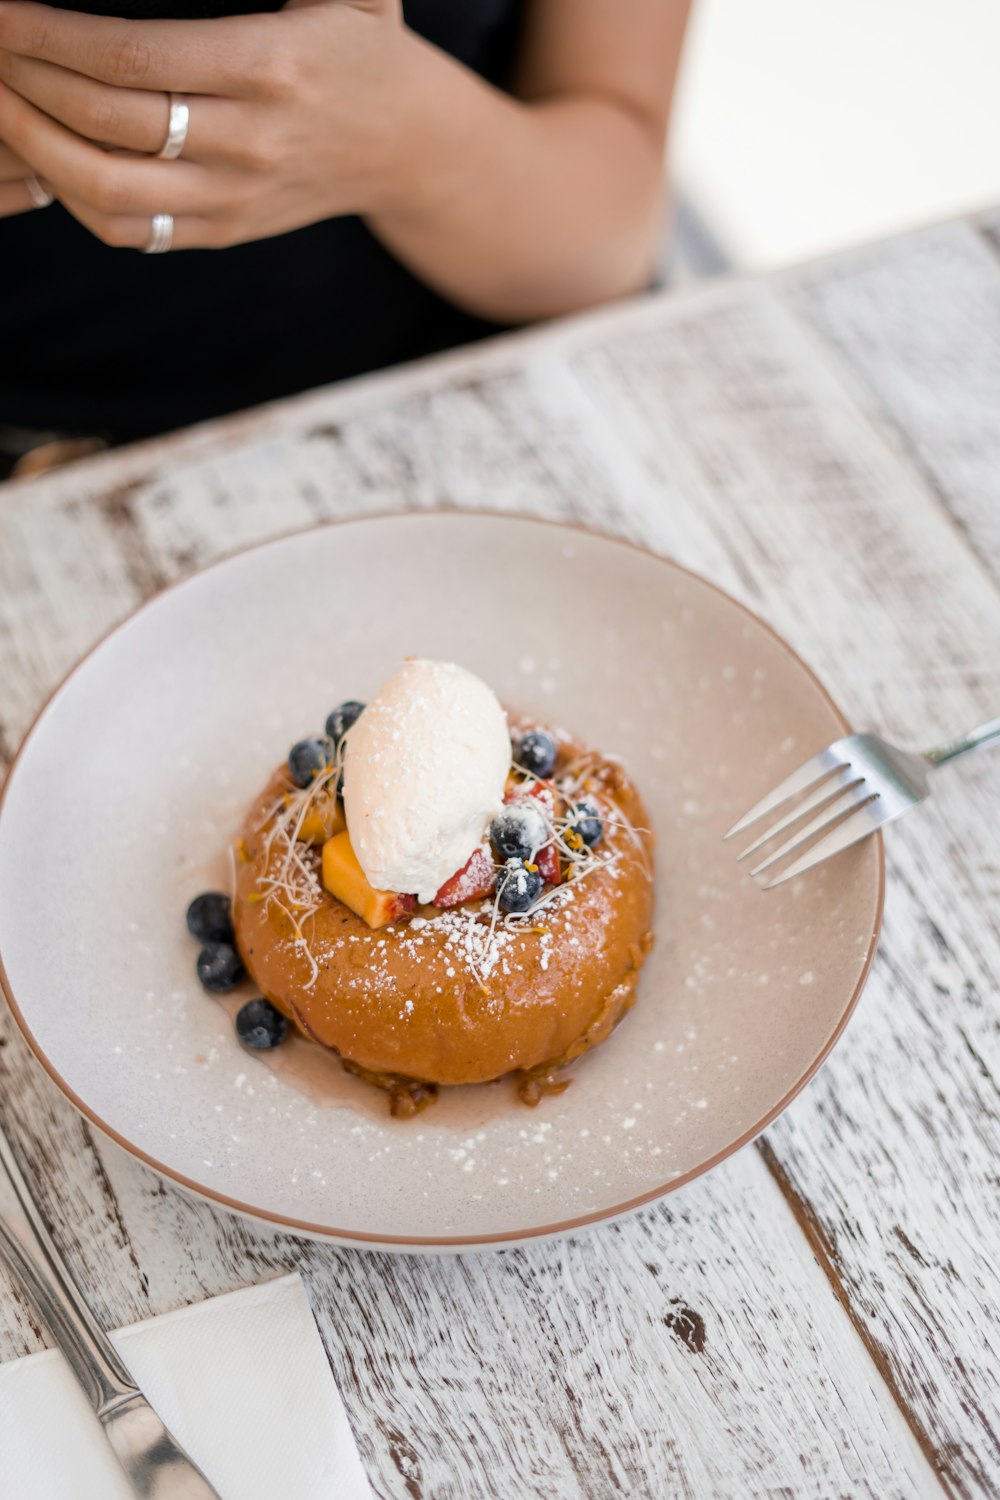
top-left (371, 0), bottom-right (691, 321)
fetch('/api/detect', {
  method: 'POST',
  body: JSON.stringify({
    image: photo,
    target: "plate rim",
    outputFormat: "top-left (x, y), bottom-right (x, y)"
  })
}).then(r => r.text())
top-left (0, 511), bottom-right (885, 1249)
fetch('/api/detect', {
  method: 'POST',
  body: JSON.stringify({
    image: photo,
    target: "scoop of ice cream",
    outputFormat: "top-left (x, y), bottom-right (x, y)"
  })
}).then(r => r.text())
top-left (344, 660), bottom-right (510, 903)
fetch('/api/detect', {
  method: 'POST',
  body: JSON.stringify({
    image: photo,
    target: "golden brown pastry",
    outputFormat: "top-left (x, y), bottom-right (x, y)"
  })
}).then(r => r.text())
top-left (233, 730), bottom-right (653, 1114)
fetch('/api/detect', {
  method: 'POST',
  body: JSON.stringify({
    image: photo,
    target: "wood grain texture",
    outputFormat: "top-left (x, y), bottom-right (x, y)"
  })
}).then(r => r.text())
top-left (0, 1012), bottom-right (939, 1500)
top-left (1, 214), bottom-right (999, 1498)
top-left (980, 206), bottom-right (1000, 266)
top-left (559, 266), bottom-right (1000, 1495)
top-left (0, 375), bottom-right (940, 1500)
top-left (785, 219), bottom-right (1000, 589)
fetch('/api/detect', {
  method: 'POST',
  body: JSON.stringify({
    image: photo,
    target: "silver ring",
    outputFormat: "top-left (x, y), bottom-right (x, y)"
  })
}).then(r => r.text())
top-left (26, 174), bottom-right (54, 210)
top-left (157, 94), bottom-right (189, 160)
top-left (144, 213), bottom-right (174, 254)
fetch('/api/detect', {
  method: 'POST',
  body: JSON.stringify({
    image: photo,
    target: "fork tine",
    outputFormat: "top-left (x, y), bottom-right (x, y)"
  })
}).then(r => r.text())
top-left (737, 768), bottom-right (864, 860)
top-left (723, 744), bottom-right (851, 839)
top-left (761, 798), bottom-right (885, 889)
top-left (749, 786), bottom-right (877, 877)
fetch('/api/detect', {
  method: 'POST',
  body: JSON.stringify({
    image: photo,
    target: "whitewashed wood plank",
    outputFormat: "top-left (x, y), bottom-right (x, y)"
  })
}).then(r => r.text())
top-left (0, 454), bottom-right (942, 1496)
top-left (980, 206), bottom-right (1000, 258)
top-left (3, 237), bottom-right (995, 1495)
top-left (0, 1004), bottom-right (940, 1498)
top-left (0, 491), bottom-right (155, 772)
top-left (0, 437), bottom-right (944, 1492)
top-left (559, 280), bottom-right (1000, 1495)
top-left (116, 356), bottom-right (683, 582)
top-left (783, 220), bottom-right (1000, 586)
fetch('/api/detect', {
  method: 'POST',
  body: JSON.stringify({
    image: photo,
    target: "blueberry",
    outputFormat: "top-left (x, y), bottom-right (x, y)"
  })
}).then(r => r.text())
top-left (288, 736), bottom-right (334, 788)
top-left (497, 858), bottom-right (543, 915)
top-left (490, 803), bottom-right (548, 862)
top-left (568, 798), bottom-right (603, 847)
top-left (517, 730), bottom-right (557, 780)
top-left (186, 891), bottom-right (233, 945)
top-left (196, 942), bottom-right (245, 993)
top-left (325, 701), bottom-right (365, 746)
top-left (235, 998), bottom-right (289, 1051)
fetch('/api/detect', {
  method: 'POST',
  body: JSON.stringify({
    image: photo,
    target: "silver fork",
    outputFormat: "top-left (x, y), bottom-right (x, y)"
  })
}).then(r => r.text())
top-left (0, 1116), bottom-right (222, 1498)
top-left (725, 716), bottom-right (1000, 888)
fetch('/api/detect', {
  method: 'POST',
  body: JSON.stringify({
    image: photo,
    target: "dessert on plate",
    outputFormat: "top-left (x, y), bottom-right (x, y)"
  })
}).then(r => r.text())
top-left (187, 660), bottom-right (654, 1115)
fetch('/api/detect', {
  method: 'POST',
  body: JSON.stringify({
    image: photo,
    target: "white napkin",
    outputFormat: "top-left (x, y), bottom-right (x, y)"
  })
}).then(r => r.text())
top-left (0, 1271), bottom-right (373, 1500)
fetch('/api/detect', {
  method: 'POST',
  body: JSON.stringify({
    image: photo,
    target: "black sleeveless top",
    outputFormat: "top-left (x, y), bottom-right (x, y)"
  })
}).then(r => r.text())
top-left (0, 1), bottom-right (523, 442)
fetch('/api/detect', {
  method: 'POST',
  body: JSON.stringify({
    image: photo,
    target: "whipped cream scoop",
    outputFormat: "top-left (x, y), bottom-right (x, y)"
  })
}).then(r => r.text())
top-left (344, 660), bottom-right (510, 903)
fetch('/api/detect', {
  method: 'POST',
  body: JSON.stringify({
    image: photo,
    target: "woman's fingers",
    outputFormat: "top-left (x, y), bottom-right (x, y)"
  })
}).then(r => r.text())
top-left (0, 2), bottom-right (268, 97)
top-left (1, 49), bottom-right (172, 153)
top-left (0, 138), bottom-right (51, 215)
top-left (0, 80), bottom-right (213, 217)
top-left (0, 175), bottom-right (37, 216)
top-left (0, 51), bottom-right (228, 158)
top-left (57, 189), bottom-right (223, 249)
top-left (0, 141), bottom-right (30, 178)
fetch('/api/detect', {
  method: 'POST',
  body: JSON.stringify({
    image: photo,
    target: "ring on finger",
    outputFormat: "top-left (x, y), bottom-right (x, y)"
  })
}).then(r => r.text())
top-left (26, 174), bottom-right (54, 209)
top-left (144, 212), bottom-right (173, 253)
top-left (157, 94), bottom-right (190, 160)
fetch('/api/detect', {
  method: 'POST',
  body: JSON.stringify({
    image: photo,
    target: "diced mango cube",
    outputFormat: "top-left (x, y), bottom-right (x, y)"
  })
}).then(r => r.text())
top-left (296, 793), bottom-right (346, 846)
top-left (321, 831), bottom-right (415, 929)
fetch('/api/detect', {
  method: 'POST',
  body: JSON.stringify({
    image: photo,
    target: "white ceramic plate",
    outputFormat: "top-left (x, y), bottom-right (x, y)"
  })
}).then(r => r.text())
top-left (0, 515), bottom-right (882, 1250)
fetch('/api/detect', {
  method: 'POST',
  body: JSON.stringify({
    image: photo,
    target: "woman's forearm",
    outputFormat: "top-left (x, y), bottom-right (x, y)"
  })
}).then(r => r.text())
top-left (368, 33), bottom-right (668, 325)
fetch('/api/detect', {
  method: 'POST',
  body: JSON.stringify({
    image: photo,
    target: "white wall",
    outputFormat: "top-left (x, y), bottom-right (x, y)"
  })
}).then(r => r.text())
top-left (671, 0), bottom-right (1000, 268)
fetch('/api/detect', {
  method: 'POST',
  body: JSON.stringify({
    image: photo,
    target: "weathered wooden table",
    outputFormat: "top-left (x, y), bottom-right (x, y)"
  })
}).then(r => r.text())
top-left (2, 211), bottom-right (999, 1498)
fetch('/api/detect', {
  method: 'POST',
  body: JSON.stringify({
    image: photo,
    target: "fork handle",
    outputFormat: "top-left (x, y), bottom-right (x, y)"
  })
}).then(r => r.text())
top-left (926, 715), bottom-right (1000, 767)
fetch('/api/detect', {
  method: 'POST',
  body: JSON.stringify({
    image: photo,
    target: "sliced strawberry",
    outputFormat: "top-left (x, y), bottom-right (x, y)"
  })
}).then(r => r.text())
top-left (534, 839), bottom-right (561, 887)
top-left (504, 778), bottom-right (562, 886)
top-left (433, 845), bottom-right (497, 908)
top-left (504, 776), bottom-right (556, 812)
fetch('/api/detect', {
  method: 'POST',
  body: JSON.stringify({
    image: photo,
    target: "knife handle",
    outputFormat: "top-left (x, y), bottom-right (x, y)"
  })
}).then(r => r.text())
top-left (0, 1119), bottom-right (222, 1497)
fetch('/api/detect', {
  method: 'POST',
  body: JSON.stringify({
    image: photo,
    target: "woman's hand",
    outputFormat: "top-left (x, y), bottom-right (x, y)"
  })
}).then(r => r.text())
top-left (0, 140), bottom-right (41, 215)
top-left (0, 0), bottom-right (416, 247)
top-left (0, 0), bottom-right (689, 325)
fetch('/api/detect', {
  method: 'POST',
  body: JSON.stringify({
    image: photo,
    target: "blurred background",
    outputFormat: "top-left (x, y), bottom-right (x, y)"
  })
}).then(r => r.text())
top-left (670, 0), bottom-right (1000, 275)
